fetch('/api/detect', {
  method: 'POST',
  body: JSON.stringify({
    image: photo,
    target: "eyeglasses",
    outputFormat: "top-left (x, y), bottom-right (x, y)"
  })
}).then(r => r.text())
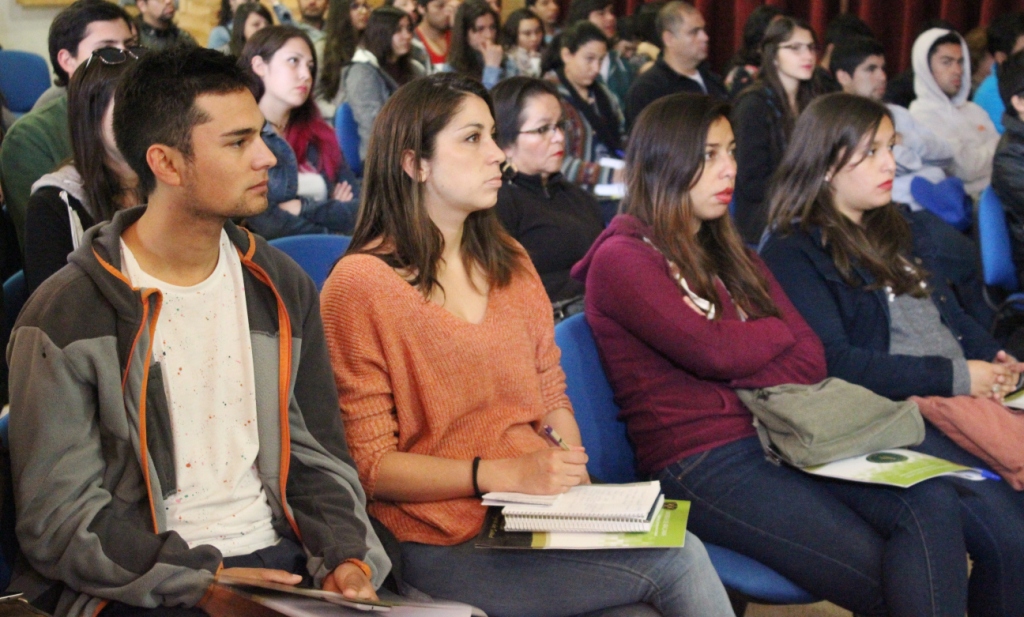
top-left (518, 119), bottom-right (568, 137)
top-left (84, 46), bottom-right (146, 69)
top-left (778, 42), bottom-right (817, 54)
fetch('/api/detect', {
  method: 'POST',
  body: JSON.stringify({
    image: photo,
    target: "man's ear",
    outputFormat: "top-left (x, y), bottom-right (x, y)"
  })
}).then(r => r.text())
top-left (835, 68), bottom-right (853, 89)
top-left (56, 48), bottom-right (80, 81)
top-left (1012, 93), bottom-right (1024, 118)
top-left (401, 149), bottom-right (429, 183)
top-left (146, 144), bottom-right (187, 189)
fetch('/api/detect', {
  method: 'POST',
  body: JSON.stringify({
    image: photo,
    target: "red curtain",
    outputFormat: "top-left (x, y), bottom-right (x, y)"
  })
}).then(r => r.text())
top-left (603, 0), bottom-right (1024, 74)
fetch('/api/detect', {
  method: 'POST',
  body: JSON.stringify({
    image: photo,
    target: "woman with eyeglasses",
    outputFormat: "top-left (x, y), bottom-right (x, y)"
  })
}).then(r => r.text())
top-left (320, 72), bottom-right (734, 617)
top-left (24, 47), bottom-right (143, 295)
top-left (444, 0), bottom-right (505, 89)
top-left (501, 8), bottom-right (545, 78)
top-left (240, 26), bottom-right (360, 239)
top-left (543, 21), bottom-right (625, 190)
top-left (731, 16), bottom-right (823, 245)
top-left (492, 77), bottom-right (603, 320)
top-left (342, 7), bottom-right (424, 164)
top-left (318, 0), bottom-right (372, 116)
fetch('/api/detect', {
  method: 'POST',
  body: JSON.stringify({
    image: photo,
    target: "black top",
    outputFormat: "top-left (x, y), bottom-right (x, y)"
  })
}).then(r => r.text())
top-left (992, 113), bottom-right (1024, 286)
top-left (496, 171), bottom-right (604, 302)
top-left (625, 58), bottom-right (728, 129)
top-left (730, 85), bottom-right (788, 245)
top-left (24, 186), bottom-right (95, 295)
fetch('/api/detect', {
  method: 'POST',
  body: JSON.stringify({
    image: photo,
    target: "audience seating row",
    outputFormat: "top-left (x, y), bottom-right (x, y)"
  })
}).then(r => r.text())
top-left (0, 50), bottom-right (50, 116)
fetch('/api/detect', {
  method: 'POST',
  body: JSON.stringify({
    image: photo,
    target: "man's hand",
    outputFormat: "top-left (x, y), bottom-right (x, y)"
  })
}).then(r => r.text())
top-left (218, 567), bottom-right (303, 585)
top-left (322, 562), bottom-right (378, 601)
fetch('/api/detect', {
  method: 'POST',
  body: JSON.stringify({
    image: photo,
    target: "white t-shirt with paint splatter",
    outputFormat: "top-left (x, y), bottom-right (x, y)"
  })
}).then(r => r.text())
top-left (121, 230), bottom-right (279, 557)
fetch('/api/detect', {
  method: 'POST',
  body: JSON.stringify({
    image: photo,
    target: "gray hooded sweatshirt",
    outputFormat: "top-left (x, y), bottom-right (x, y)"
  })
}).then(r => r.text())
top-left (909, 28), bottom-right (999, 198)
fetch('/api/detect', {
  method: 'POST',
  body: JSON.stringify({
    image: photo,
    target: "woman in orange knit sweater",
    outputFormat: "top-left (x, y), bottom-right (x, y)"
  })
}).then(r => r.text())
top-left (320, 73), bottom-right (733, 616)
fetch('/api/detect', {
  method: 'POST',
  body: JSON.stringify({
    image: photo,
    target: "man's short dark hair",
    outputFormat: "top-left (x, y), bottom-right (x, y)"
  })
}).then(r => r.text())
top-left (564, 0), bottom-right (613, 28)
top-left (999, 49), bottom-right (1024, 118)
top-left (824, 13), bottom-right (874, 47)
top-left (48, 0), bottom-right (132, 87)
top-left (987, 13), bottom-right (1024, 57)
top-left (830, 36), bottom-right (885, 77)
top-left (655, 1), bottom-right (696, 37)
top-left (113, 46), bottom-right (252, 196)
top-left (927, 31), bottom-right (963, 65)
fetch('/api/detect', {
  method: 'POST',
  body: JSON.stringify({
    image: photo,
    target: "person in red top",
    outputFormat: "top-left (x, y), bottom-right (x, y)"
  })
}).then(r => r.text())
top-left (415, 0), bottom-right (451, 70)
top-left (572, 93), bottom-right (971, 617)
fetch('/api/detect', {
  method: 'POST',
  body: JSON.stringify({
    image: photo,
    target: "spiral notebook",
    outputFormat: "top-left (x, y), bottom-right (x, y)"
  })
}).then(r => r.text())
top-left (497, 481), bottom-right (665, 533)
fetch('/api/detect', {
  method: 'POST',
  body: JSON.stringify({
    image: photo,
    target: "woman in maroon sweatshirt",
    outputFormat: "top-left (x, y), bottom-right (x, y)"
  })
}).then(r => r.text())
top-left (571, 93), bottom-right (970, 617)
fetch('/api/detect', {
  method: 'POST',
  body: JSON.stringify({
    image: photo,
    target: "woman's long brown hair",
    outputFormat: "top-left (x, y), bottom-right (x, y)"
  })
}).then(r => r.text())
top-left (349, 73), bottom-right (524, 297)
top-left (765, 93), bottom-right (929, 297)
top-left (623, 93), bottom-right (780, 319)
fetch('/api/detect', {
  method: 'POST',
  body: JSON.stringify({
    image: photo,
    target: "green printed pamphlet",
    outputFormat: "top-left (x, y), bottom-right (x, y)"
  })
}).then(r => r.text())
top-left (801, 449), bottom-right (978, 488)
top-left (475, 500), bottom-right (690, 550)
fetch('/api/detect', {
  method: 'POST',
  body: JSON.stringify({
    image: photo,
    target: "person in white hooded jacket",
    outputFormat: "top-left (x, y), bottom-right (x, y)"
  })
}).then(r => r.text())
top-left (909, 28), bottom-right (1000, 198)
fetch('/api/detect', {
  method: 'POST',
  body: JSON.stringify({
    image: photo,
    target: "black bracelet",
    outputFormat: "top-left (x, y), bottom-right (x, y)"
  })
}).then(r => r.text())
top-left (471, 457), bottom-right (483, 498)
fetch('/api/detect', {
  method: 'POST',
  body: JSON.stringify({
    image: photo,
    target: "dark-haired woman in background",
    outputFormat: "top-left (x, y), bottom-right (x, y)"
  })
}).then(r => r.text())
top-left (209, 0), bottom-right (290, 50)
top-left (575, 92), bottom-right (974, 617)
top-left (343, 6), bottom-right (423, 163)
top-left (241, 26), bottom-right (360, 238)
top-left (528, 0), bottom-right (560, 43)
top-left (761, 93), bottom-right (1024, 617)
top-left (724, 5), bottom-right (784, 97)
top-left (563, 0), bottom-right (634, 108)
top-left (321, 72), bottom-right (733, 617)
top-left (444, 0), bottom-right (504, 89)
top-left (732, 16), bottom-right (822, 245)
top-left (317, 0), bottom-right (370, 116)
top-left (25, 47), bottom-right (142, 295)
top-left (223, 2), bottom-right (273, 56)
top-left (545, 21), bottom-right (625, 190)
top-left (502, 8), bottom-right (545, 78)
top-left (492, 77), bottom-right (603, 319)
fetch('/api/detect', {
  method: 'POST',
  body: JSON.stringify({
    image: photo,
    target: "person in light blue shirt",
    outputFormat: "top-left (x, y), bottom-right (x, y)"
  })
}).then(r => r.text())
top-left (973, 13), bottom-right (1024, 133)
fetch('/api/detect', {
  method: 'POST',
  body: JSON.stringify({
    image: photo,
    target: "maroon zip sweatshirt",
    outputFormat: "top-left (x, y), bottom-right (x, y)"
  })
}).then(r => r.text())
top-left (571, 215), bottom-right (828, 475)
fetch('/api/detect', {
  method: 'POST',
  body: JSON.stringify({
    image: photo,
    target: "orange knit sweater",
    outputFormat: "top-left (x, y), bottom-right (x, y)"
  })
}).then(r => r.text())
top-left (320, 254), bottom-right (573, 546)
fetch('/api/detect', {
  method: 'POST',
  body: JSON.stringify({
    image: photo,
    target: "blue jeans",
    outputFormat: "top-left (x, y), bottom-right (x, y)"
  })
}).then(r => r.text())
top-left (912, 424), bottom-right (1024, 617)
top-left (656, 436), bottom-right (968, 617)
top-left (400, 532), bottom-right (734, 617)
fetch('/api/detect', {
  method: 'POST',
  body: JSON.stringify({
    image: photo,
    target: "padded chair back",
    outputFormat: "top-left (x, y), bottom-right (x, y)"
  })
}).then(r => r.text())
top-left (553, 314), bottom-right (637, 483)
top-left (978, 187), bottom-right (1020, 292)
top-left (0, 414), bottom-right (10, 592)
top-left (268, 235), bottom-right (351, 291)
top-left (334, 102), bottom-right (362, 177)
top-left (2, 271), bottom-right (27, 354)
top-left (553, 314), bottom-right (817, 606)
top-left (0, 50), bottom-right (51, 115)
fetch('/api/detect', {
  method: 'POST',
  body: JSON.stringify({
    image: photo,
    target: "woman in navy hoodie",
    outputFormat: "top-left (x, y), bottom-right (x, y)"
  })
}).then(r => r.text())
top-left (761, 92), bottom-right (1024, 617)
top-left (573, 93), bottom-right (971, 617)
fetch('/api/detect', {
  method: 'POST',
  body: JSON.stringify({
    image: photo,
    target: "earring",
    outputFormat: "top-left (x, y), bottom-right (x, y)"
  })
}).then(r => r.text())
top-left (824, 173), bottom-right (832, 182)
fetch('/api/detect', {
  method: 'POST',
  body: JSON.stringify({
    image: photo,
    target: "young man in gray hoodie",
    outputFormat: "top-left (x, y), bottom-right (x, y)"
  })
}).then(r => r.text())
top-left (6, 46), bottom-right (389, 617)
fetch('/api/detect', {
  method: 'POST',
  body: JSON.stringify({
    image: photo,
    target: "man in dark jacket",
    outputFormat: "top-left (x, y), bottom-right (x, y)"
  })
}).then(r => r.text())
top-left (992, 49), bottom-right (1024, 287)
top-left (623, 1), bottom-right (726, 129)
top-left (6, 46), bottom-right (388, 617)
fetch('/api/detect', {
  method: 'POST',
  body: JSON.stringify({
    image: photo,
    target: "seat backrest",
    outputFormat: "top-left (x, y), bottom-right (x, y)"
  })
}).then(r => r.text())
top-left (334, 102), bottom-right (362, 177)
top-left (554, 314), bottom-right (638, 483)
top-left (0, 50), bottom-right (51, 114)
top-left (268, 235), bottom-right (351, 291)
top-left (978, 187), bottom-right (1020, 292)
top-left (2, 271), bottom-right (27, 352)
